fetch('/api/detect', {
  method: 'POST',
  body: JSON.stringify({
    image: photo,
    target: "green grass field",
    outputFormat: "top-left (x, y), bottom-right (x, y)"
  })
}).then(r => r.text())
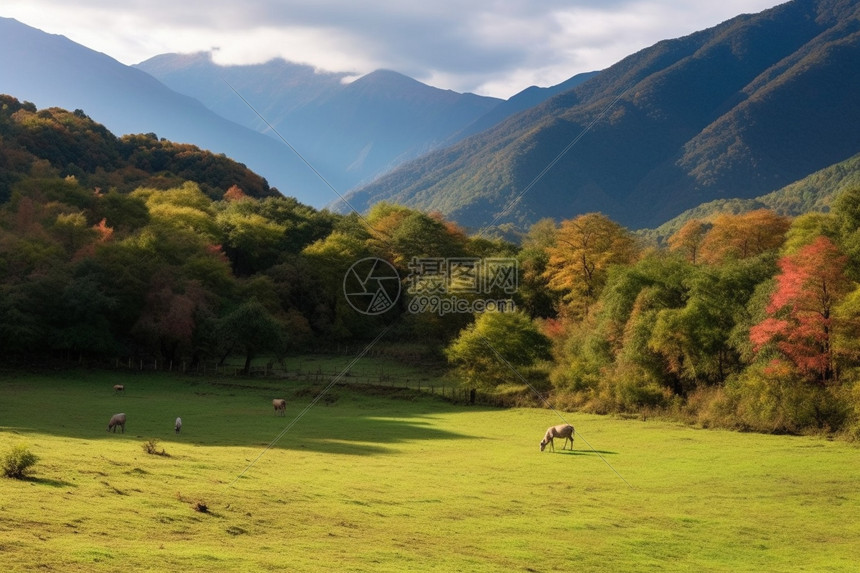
top-left (1, 367), bottom-right (859, 572)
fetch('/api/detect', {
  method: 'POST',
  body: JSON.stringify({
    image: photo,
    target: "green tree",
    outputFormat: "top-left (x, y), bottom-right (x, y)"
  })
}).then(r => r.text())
top-left (217, 299), bottom-right (287, 374)
top-left (649, 256), bottom-right (775, 388)
top-left (517, 218), bottom-right (559, 318)
top-left (217, 208), bottom-right (287, 275)
top-left (445, 312), bottom-right (551, 390)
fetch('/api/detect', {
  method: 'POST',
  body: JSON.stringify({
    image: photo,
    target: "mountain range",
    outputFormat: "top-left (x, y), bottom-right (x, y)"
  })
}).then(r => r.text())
top-left (0, 17), bottom-right (582, 210)
top-left (341, 0), bottom-right (860, 230)
top-left (2, 0), bottom-right (860, 233)
top-left (135, 54), bottom-right (505, 193)
top-left (0, 17), bottom-right (337, 207)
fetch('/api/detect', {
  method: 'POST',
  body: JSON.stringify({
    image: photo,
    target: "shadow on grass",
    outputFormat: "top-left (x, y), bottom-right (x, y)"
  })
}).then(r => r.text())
top-left (548, 449), bottom-right (619, 456)
top-left (0, 374), bottom-right (483, 456)
top-left (20, 476), bottom-right (76, 488)
top-left (283, 416), bottom-right (471, 456)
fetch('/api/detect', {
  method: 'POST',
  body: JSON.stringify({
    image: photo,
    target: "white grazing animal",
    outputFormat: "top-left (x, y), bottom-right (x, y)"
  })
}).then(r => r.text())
top-left (540, 424), bottom-right (574, 452)
top-left (175, 417), bottom-right (182, 434)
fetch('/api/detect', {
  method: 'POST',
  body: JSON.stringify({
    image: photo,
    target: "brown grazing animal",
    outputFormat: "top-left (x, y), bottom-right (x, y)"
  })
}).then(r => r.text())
top-left (107, 413), bottom-right (126, 433)
top-left (540, 424), bottom-right (574, 452)
top-left (272, 399), bottom-right (286, 416)
top-left (113, 384), bottom-right (124, 394)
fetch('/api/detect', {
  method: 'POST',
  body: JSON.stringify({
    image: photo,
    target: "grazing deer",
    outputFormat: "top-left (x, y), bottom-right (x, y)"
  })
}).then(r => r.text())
top-left (540, 424), bottom-right (574, 452)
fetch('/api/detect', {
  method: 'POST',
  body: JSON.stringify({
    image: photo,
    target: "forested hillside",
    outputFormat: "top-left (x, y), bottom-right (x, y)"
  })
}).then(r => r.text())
top-left (344, 0), bottom-right (860, 230)
top-left (3, 97), bottom-right (860, 437)
top-left (0, 95), bottom-right (277, 203)
top-left (644, 150), bottom-right (860, 243)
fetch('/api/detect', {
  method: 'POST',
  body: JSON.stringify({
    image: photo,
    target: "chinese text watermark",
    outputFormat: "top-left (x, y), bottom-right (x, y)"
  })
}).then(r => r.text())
top-left (343, 257), bottom-right (518, 316)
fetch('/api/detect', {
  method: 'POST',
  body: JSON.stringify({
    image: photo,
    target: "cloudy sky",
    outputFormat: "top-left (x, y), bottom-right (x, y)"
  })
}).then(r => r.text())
top-left (3, 0), bottom-right (783, 98)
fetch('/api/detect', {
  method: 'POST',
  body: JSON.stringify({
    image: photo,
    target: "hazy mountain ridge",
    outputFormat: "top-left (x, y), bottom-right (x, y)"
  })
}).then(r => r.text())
top-left (135, 55), bottom-right (504, 193)
top-left (0, 15), bottom-right (605, 212)
top-left (342, 0), bottom-right (860, 231)
top-left (0, 17), bottom-right (336, 207)
top-left (451, 71), bottom-right (600, 140)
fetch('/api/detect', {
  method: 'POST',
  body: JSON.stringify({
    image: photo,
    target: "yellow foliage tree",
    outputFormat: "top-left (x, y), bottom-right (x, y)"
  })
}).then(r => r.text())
top-left (543, 213), bottom-right (637, 319)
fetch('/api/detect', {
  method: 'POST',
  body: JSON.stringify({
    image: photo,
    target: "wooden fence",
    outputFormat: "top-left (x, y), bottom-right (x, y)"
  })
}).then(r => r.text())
top-left (109, 356), bottom-right (506, 406)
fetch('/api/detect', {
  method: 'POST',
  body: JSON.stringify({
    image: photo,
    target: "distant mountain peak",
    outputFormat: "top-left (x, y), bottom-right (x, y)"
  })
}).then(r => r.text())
top-left (340, 0), bottom-right (860, 231)
top-left (136, 54), bottom-right (504, 194)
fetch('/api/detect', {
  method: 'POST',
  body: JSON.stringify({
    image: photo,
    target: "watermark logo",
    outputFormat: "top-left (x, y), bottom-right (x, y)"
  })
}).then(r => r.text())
top-left (343, 256), bottom-right (518, 316)
top-left (343, 257), bottom-right (402, 315)
top-left (406, 257), bottom-right (518, 295)
top-left (406, 257), bottom-right (518, 315)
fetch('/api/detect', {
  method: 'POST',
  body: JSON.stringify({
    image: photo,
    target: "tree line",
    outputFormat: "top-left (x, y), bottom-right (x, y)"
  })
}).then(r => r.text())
top-left (2, 95), bottom-right (860, 436)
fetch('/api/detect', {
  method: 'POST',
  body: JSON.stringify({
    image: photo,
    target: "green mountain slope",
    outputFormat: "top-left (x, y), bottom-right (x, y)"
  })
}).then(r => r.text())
top-left (642, 150), bottom-right (860, 243)
top-left (340, 0), bottom-right (860, 231)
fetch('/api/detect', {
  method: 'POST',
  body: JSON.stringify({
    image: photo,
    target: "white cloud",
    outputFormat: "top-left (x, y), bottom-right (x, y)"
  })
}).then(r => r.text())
top-left (1, 0), bottom-right (784, 98)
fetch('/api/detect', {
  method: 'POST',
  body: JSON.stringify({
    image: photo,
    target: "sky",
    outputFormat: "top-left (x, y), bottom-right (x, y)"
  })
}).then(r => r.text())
top-left (2, 0), bottom-right (784, 99)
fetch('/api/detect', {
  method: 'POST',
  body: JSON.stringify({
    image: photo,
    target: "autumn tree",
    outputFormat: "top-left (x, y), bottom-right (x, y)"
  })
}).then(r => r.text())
top-left (365, 203), bottom-right (467, 265)
top-left (132, 272), bottom-right (215, 364)
top-left (667, 219), bottom-right (710, 263)
top-left (543, 213), bottom-right (637, 319)
top-left (698, 210), bottom-right (791, 264)
top-left (750, 236), bottom-right (852, 383)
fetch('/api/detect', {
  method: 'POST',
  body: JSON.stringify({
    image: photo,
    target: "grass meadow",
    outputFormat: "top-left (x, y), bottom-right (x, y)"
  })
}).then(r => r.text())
top-left (1, 366), bottom-right (859, 572)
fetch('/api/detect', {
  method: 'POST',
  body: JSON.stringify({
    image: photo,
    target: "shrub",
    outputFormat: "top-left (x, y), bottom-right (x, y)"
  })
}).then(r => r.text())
top-left (2, 444), bottom-right (39, 479)
top-left (726, 361), bottom-right (850, 433)
top-left (142, 439), bottom-right (168, 456)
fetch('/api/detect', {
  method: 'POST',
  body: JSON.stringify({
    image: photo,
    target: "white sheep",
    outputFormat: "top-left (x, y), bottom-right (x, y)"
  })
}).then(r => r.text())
top-left (113, 384), bottom-right (124, 394)
top-left (540, 424), bottom-right (574, 452)
top-left (175, 417), bottom-right (182, 434)
top-left (272, 399), bottom-right (286, 416)
top-left (107, 413), bottom-right (126, 433)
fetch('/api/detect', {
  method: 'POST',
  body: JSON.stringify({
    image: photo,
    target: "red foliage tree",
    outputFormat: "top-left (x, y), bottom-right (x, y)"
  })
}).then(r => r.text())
top-left (223, 185), bottom-right (247, 202)
top-left (750, 236), bottom-right (851, 383)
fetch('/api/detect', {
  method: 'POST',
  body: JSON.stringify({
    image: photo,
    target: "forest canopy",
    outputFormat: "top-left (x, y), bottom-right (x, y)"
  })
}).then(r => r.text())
top-left (3, 96), bottom-right (860, 437)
